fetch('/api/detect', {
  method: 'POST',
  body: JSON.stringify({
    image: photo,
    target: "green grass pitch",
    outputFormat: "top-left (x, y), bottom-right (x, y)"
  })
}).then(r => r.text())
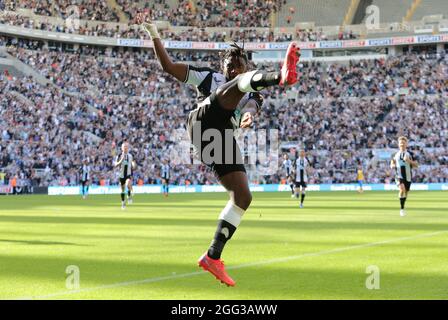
top-left (0, 191), bottom-right (447, 300)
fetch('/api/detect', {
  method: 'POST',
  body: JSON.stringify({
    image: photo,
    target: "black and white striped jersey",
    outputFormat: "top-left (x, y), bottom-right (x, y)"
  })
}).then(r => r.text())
top-left (294, 157), bottom-right (311, 183)
top-left (115, 153), bottom-right (134, 178)
top-left (393, 151), bottom-right (414, 182)
top-left (184, 65), bottom-right (263, 129)
top-left (80, 165), bottom-right (90, 181)
top-left (161, 164), bottom-right (170, 179)
top-left (282, 159), bottom-right (292, 177)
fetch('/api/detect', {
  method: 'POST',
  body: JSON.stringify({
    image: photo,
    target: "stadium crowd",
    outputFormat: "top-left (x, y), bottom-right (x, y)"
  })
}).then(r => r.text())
top-left (2, 0), bottom-right (120, 22)
top-left (8, 45), bottom-right (447, 99)
top-left (1, 37), bottom-right (447, 187)
top-left (118, 0), bottom-right (282, 27)
top-left (0, 8), bottom-right (358, 42)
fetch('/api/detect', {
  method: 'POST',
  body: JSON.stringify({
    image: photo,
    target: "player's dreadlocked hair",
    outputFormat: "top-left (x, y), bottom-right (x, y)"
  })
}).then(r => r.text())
top-left (220, 42), bottom-right (248, 69)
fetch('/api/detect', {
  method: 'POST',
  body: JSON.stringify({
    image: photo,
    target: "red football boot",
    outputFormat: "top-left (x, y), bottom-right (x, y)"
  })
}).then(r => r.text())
top-left (279, 42), bottom-right (301, 86)
top-left (198, 252), bottom-right (236, 287)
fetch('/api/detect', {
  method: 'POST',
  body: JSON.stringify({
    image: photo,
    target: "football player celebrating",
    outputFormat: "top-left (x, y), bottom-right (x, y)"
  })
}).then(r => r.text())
top-left (390, 136), bottom-right (418, 217)
top-left (114, 141), bottom-right (137, 210)
top-left (138, 14), bottom-right (300, 286)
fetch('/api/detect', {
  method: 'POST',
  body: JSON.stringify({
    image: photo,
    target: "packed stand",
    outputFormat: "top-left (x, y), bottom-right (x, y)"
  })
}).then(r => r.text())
top-left (2, 0), bottom-right (119, 22)
top-left (1, 40), bottom-right (447, 186)
top-left (0, 10), bottom-right (356, 42)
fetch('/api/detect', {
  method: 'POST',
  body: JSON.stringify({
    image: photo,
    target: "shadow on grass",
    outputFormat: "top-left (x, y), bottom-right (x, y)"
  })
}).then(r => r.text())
top-left (1, 252), bottom-right (447, 300)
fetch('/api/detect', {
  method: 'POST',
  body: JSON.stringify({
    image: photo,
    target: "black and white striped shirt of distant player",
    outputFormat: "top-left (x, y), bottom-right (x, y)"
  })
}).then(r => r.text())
top-left (185, 65), bottom-right (263, 129)
top-left (80, 164), bottom-right (90, 183)
top-left (393, 150), bottom-right (415, 185)
top-left (115, 152), bottom-right (134, 182)
top-left (282, 158), bottom-right (292, 178)
top-left (293, 156), bottom-right (311, 186)
top-left (161, 163), bottom-right (170, 181)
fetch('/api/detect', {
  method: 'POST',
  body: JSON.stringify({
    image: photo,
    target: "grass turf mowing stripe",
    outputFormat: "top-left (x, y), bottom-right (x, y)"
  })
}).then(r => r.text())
top-left (15, 229), bottom-right (447, 300)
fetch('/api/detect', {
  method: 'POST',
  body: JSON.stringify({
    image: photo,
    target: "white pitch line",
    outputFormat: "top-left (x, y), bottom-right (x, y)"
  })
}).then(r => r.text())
top-left (14, 230), bottom-right (448, 300)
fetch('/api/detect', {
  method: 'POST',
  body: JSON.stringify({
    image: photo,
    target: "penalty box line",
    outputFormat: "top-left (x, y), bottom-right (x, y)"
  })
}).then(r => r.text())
top-left (15, 230), bottom-right (448, 300)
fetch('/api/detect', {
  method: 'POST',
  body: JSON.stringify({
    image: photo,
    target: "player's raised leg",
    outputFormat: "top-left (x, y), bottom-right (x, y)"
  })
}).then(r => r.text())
top-left (214, 42), bottom-right (300, 111)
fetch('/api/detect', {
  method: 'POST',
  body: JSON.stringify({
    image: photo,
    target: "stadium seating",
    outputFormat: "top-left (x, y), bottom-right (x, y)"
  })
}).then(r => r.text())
top-left (277, 0), bottom-right (351, 27)
top-left (412, 0), bottom-right (448, 21)
top-left (370, 0), bottom-right (414, 23)
top-left (1, 34), bottom-right (447, 186)
top-left (4, 0), bottom-right (120, 22)
top-left (0, 9), bottom-right (353, 42)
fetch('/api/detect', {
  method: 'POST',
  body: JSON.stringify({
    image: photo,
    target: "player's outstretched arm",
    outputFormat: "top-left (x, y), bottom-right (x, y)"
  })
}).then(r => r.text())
top-left (138, 14), bottom-right (187, 82)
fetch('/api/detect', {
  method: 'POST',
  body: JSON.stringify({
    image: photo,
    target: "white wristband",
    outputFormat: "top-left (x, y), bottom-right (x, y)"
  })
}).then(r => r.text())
top-left (142, 23), bottom-right (160, 40)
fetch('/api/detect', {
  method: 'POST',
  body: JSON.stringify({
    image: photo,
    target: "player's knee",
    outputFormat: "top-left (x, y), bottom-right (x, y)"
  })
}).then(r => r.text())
top-left (233, 191), bottom-right (252, 210)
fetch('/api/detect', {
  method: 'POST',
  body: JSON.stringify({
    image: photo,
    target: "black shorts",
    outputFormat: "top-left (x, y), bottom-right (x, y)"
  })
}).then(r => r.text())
top-left (81, 180), bottom-right (89, 186)
top-left (162, 176), bottom-right (170, 183)
top-left (397, 179), bottom-right (411, 192)
top-left (119, 176), bottom-right (132, 186)
top-left (187, 92), bottom-right (246, 178)
top-left (295, 181), bottom-right (307, 188)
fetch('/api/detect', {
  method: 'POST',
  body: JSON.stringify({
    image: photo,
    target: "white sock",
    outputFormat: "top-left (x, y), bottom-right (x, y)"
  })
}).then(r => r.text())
top-left (237, 70), bottom-right (259, 93)
top-left (218, 201), bottom-right (245, 228)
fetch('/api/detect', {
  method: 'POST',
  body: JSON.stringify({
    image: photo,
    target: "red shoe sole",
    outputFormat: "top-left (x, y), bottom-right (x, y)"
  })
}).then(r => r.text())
top-left (280, 42), bottom-right (300, 86)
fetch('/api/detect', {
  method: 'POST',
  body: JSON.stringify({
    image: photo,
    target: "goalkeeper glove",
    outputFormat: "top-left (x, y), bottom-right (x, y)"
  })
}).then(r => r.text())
top-left (142, 22), bottom-right (160, 40)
